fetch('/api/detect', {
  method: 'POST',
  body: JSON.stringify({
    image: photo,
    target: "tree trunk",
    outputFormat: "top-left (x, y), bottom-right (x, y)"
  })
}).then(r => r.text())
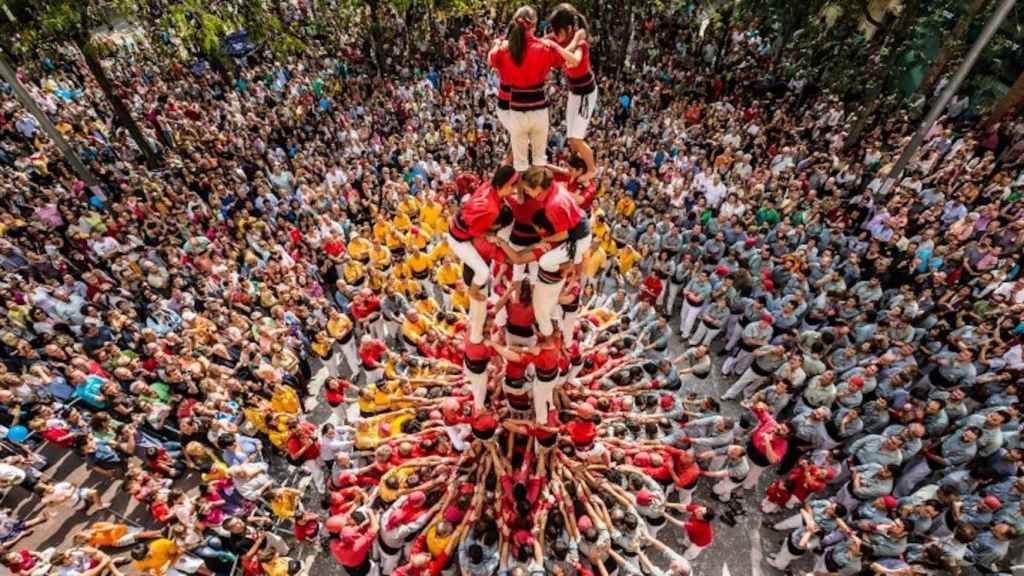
top-left (0, 51), bottom-right (99, 187)
top-left (985, 70), bottom-right (1024, 127)
top-left (844, 0), bottom-right (922, 150)
top-left (76, 37), bottom-right (162, 169)
top-left (715, 3), bottom-right (733, 72)
top-left (917, 0), bottom-right (989, 97)
top-left (366, 0), bottom-right (384, 77)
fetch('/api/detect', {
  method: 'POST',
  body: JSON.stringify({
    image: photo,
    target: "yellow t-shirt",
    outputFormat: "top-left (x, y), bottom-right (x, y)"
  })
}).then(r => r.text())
top-left (393, 212), bottom-right (413, 232)
top-left (584, 246), bottom-right (608, 278)
top-left (270, 489), bottom-right (301, 519)
top-left (373, 220), bottom-right (394, 243)
top-left (87, 522), bottom-right (130, 547)
top-left (415, 297), bottom-right (440, 318)
top-left (617, 247), bottom-right (641, 274)
top-left (348, 237), bottom-right (371, 261)
top-left (419, 201), bottom-right (445, 233)
top-left (398, 197), bottom-right (422, 217)
top-left (426, 524), bottom-right (453, 557)
top-left (402, 317), bottom-right (432, 343)
top-left (616, 197), bottom-right (636, 218)
top-left (369, 245), bottom-right (392, 270)
top-left (327, 315), bottom-right (353, 339)
top-left (435, 262), bottom-right (462, 289)
top-left (132, 538), bottom-right (179, 572)
top-left (343, 260), bottom-right (366, 284)
top-left (262, 558), bottom-right (290, 576)
top-left (451, 289), bottom-right (469, 313)
top-left (404, 253), bottom-right (433, 278)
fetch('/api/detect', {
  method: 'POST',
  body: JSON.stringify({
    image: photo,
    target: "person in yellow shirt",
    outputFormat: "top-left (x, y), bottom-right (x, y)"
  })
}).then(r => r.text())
top-left (418, 194), bottom-right (445, 235)
top-left (392, 210), bottom-right (413, 233)
top-left (398, 195), bottom-right (421, 218)
top-left (385, 228), bottom-right (407, 259)
top-left (327, 308), bottom-right (359, 377)
top-left (130, 537), bottom-right (181, 573)
top-left (582, 244), bottom-right (608, 292)
top-left (393, 277), bottom-right (421, 300)
top-left (413, 291), bottom-right (441, 319)
top-left (400, 309), bottom-right (435, 350)
top-left (347, 234), bottom-right (371, 263)
top-left (433, 256), bottom-right (462, 307)
top-left (373, 219), bottom-right (394, 244)
top-left (342, 258), bottom-right (367, 287)
top-left (369, 240), bottom-right (392, 273)
top-left (403, 247), bottom-right (435, 295)
top-left (615, 193), bottom-right (636, 219)
top-left (616, 244), bottom-right (642, 275)
top-left (450, 281), bottom-right (470, 314)
top-left (74, 522), bottom-right (162, 548)
top-left (406, 226), bottom-right (431, 251)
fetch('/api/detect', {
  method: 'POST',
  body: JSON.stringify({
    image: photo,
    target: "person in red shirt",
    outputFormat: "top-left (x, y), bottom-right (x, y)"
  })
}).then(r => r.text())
top-left (329, 514), bottom-right (379, 576)
top-left (518, 167), bottom-right (592, 339)
top-left (351, 289), bottom-right (384, 340)
top-left (488, 6), bottom-right (580, 172)
top-left (358, 335), bottom-right (389, 385)
top-left (666, 503), bottom-right (715, 561)
top-left (446, 165), bottom-right (518, 344)
top-left (548, 4), bottom-right (597, 178)
top-left (744, 402), bottom-right (792, 492)
top-left (463, 326), bottom-right (495, 412)
top-left (639, 272), bottom-right (663, 305)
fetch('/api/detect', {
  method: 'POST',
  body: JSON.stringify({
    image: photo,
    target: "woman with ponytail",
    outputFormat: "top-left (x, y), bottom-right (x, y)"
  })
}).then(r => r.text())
top-left (489, 6), bottom-right (582, 173)
top-left (548, 3), bottom-right (597, 181)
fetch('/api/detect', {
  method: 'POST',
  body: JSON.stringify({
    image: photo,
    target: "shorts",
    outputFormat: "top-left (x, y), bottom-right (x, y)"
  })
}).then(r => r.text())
top-left (566, 87), bottom-right (598, 140)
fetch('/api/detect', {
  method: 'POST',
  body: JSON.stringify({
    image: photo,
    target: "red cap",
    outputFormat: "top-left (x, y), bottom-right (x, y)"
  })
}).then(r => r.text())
top-left (715, 265), bottom-right (730, 276)
top-left (881, 496), bottom-right (898, 509)
top-left (850, 375), bottom-right (865, 388)
top-left (568, 420), bottom-right (596, 446)
top-left (660, 394), bottom-right (675, 409)
top-left (472, 413), bottom-right (498, 433)
top-left (745, 238), bottom-right (756, 247)
top-left (636, 489), bottom-right (654, 506)
top-left (983, 496), bottom-right (1002, 510)
top-left (761, 313), bottom-right (775, 324)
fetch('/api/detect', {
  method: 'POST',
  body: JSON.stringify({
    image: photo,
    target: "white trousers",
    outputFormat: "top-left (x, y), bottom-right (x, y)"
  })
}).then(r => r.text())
top-left (446, 234), bottom-right (489, 287)
top-left (533, 377), bottom-right (558, 423)
top-left (533, 278), bottom-right (566, 338)
top-left (337, 339), bottom-right (360, 377)
top-left (679, 300), bottom-right (704, 338)
top-left (743, 461), bottom-right (767, 491)
top-left (566, 88), bottom-right (597, 140)
top-left (712, 476), bottom-right (743, 502)
top-left (467, 369), bottom-right (488, 412)
top-left (689, 321), bottom-right (721, 346)
top-left (722, 367), bottom-right (766, 400)
top-left (774, 512), bottom-right (804, 531)
top-left (506, 108), bottom-right (549, 171)
top-left (769, 539), bottom-right (801, 570)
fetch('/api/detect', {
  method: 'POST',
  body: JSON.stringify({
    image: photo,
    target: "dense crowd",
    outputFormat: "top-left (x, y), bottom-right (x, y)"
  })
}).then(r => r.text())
top-left (1, 2), bottom-right (1024, 576)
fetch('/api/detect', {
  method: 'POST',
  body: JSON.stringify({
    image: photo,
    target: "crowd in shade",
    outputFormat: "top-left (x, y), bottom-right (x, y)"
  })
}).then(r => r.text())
top-left (1, 1), bottom-right (1024, 576)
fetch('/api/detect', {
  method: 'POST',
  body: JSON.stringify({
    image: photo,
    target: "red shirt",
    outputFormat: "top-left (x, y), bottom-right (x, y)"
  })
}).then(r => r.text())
top-left (506, 193), bottom-right (546, 243)
top-left (358, 340), bottom-right (387, 368)
top-left (351, 296), bottom-right (381, 321)
top-left (489, 32), bottom-right (562, 110)
top-left (567, 177), bottom-right (597, 210)
top-left (640, 275), bottom-right (663, 304)
top-left (536, 183), bottom-right (583, 236)
top-left (464, 339), bottom-right (493, 362)
top-left (449, 182), bottom-right (501, 241)
top-left (330, 529), bottom-right (376, 567)
top-left (683, 504), bottom-right (713, 547)
top-left (560, 39), bottom-right (591, 79)
top-left (751, 406), bottom-right (788, 463)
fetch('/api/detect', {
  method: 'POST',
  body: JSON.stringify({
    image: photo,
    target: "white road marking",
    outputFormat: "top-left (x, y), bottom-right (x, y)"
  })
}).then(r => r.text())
top-left (748, 515), bottom-right (765, 576)
top-left (722, 562), bottom-right (732, 576)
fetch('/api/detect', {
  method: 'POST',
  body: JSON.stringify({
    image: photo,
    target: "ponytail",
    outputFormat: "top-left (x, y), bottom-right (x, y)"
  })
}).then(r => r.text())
top-left (508, 6), bottom-right (537, 66)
